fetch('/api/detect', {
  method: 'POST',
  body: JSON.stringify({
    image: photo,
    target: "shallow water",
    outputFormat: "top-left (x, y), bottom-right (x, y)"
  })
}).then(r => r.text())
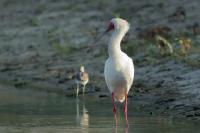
top-left (0, 85), bottom-right (199, 133)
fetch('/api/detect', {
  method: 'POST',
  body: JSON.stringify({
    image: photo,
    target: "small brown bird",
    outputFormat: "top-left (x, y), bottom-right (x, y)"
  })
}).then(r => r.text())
top-left (178, 38), bottom-right (191, 54)
top-left (155, 35), bottom-right (173, 55)
top-left (75, 66), bottom-right (89, 97)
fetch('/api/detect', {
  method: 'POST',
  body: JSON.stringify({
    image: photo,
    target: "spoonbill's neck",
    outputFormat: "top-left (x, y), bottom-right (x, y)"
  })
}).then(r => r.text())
top-left (108, 29), bottom-right (127, 58)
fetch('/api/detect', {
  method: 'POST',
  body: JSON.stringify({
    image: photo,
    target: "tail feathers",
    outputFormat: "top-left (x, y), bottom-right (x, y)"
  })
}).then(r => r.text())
top-left (113, 88), bottom-right (127, 103)
top-left (115, 96), bottom-right (125, 103)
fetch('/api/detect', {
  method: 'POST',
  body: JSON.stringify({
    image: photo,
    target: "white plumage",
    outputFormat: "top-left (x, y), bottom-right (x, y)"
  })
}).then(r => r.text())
top-left (104, 18), bottom-right (134, 102)
top-left (104, 54), bottom-right (134, 102)
top-left (75, 66), bottom-right (89, 97)
top-left (103, 18), bottom-right (134, 126)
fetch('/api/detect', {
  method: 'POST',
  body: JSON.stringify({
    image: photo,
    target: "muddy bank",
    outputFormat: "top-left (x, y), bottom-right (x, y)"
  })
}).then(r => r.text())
top-left (132, 54), bottom-right (200, 120)
top-left (0, 0), bottom-right (199, 120)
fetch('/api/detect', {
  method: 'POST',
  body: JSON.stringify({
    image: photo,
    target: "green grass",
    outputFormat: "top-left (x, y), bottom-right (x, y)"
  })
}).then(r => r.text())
top-left (28, 18), bottom-right (39, 27)
top-left (47, 28), bottom-right (83, 55)
top-left (121, 41), bottom-right (143, 56)
top-left (35, 3), bottom-right (46, 15)
top-left (52, 43), bottom-right (77, 55)
top-left (2, 0), bottom-right (15, 7)
top-left (183, 58), bottom-right (200, 68)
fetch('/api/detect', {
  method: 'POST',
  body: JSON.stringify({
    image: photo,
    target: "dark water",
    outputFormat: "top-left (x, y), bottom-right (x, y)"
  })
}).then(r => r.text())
top-left (0, 85), bottom-right (199, 133)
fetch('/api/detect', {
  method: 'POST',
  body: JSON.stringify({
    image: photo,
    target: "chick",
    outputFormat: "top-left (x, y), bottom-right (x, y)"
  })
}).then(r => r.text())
top-left (75, 65), bottom-right (89, 97)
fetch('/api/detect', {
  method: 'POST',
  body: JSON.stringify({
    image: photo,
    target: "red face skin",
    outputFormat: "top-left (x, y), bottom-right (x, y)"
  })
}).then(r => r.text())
top-left (106, 22), bottom-right (115, 32)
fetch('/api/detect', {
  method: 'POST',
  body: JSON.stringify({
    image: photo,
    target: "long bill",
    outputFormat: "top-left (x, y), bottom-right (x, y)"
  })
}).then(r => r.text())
top-left (86, 30), bottom-right (108, 52)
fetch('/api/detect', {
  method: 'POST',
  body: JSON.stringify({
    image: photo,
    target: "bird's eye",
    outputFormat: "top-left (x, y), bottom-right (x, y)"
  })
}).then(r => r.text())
top-left (106, 22), bottom-right (115, 32)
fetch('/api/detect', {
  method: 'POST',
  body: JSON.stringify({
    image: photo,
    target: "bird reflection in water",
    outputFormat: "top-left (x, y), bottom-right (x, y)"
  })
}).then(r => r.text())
top-left (76, 99), bottom-right (128, 133)
top-left (76, 99), bottom-right (89, 132)
top-left (113, 125), bottom-right (128, 133)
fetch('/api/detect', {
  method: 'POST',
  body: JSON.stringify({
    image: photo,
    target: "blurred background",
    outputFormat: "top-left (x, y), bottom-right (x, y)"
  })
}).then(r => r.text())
top-left (0, 0), bottom-right (200, 132)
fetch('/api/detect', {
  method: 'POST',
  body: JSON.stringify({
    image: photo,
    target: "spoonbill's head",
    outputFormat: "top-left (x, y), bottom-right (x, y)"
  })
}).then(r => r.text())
top-left (88, 18), bottom-right (130, 48)
top-left (106, 18), bottom-right (130, 33)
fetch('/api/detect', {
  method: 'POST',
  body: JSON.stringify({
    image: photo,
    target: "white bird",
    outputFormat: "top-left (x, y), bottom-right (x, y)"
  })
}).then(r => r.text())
top-left (75, 66), bottom-right (89, 98)
top-left (104, 18), bottom-right (134, 126)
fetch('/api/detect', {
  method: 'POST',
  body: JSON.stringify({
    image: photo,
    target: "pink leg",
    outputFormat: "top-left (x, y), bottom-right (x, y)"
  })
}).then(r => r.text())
top-left (112, 92), bottom-right (117, 126)
top-left (124, 93), bottom-right (129, 127)
top-left (125, 125), bottom-right (129, 133)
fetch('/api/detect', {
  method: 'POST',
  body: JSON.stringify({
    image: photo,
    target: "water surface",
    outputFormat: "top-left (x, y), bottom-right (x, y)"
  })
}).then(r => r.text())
top-left (0, 85), bottom-right (199, 133)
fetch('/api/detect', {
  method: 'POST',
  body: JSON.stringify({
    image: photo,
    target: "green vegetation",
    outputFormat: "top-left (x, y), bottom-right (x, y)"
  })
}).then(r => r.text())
top-left (182, 57), bottom-right (200, 68)
top-left (52, 43), bottom-right (77, 55)
top-left (2, 0), bottom-right (15, 7)
top-left (28, 18), bottom-right (39, 27)
top-left (122, 41), bottom-right (143, 56)
top-left (35, 3), bottom-right (46, 15)
top-left (47, 28), bottom-right (79, 55)
top-left (146, 44), bottom-right (159, 58)
top-left (97, 0), bottom-right (109, 10)
top-left (120, 35), bottom-right (199, 67)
